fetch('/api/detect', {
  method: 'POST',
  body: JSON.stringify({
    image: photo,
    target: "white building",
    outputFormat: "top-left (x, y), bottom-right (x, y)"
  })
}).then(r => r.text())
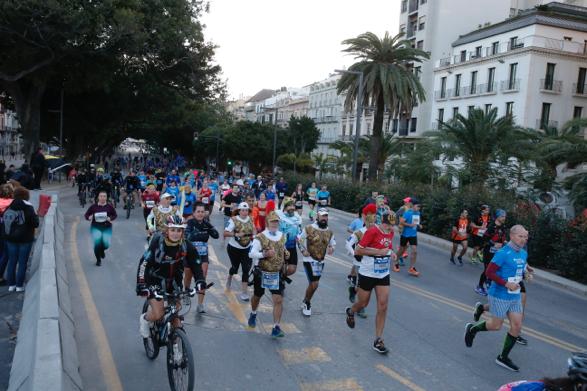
top-left (307, 75), bottom-right (344, 155)
top-left (431, 2), bottom-right (587, 130)
top-left (395, 0), bottom-right (587, 137)
top-left (0, 102), bottom-right (22, 159)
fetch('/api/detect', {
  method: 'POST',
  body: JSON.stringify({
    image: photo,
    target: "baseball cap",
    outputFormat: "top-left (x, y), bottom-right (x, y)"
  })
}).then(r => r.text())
top-left (317, 208), bottom-right (329, 216)
top-left (495, 209), bottom-right (506, 218)
top-left (161, 192), bottom-right (174, 199)
top-left (238, 202), bottom-right (250, 210)
top-left (267, 211), bottom-right (280, 221)
top-left (403, 197), bottom-right (412, 203)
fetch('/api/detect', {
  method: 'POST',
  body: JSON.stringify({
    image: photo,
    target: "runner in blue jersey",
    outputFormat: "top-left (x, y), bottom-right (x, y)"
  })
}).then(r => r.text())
top-left (277, 199), bottom-right (302, 277)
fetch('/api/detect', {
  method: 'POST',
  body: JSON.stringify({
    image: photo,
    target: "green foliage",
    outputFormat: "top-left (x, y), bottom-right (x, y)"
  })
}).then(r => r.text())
top-left (286, 116), bottom-right (320, 154)
top-left (277, 153), bottom-right (314, 173)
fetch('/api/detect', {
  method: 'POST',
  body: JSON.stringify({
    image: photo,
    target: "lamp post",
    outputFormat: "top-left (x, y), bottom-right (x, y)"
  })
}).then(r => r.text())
top-left (48, 88), bottom-right (64, 156)
top-left (194, 131), bottom-right (222, 172)
top-left (335, 69), bottom-right (364, 182)
top-left (262, 105), bottom-right (279, 176)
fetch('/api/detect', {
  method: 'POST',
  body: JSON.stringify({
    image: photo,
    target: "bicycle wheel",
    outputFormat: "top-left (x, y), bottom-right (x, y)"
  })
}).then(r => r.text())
top-left (126, 199), bottom-right (131, 219)
top-left (166, 328), bottom-right (194, 391)
top-left (142, 300), bottom-right (159, 359)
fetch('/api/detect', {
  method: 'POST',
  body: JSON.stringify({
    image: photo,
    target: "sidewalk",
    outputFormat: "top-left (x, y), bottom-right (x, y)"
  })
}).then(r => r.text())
top-left (325, 204), bottom-right (587, 297)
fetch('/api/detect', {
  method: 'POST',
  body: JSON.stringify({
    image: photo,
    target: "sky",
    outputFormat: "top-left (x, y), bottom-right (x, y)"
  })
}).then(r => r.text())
top-left (201, 0), bottom-right (400, 99)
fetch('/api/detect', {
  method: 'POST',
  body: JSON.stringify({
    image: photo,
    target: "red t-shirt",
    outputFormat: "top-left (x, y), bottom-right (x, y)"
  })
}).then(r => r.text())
top-left (453, 217), bottom-right (469, 240)
top-left (199, 188), bottom-right (212, 204)
top-left (358, 225), bottom-right (394, 251)
top-left (142, 191), bottom-right (160, 210)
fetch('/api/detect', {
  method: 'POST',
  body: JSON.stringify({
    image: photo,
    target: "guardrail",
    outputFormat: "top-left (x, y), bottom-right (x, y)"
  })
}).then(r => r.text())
top-left (8, 194), bottom-right (82, 391)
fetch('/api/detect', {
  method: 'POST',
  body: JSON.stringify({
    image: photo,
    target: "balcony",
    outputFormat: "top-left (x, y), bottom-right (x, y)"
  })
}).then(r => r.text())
top-left (408, 0), bottom-right (418, 13)
top-left (477, 83), bottom-right (497, 95)
top-left (500, 79), bottom-right (520, 92)
top-left (573, 83), bottom-right (587, 97)
top-left (539, 79), bottom-right (562, 94)
top-left (536, 119), bottom-right (558, 129)
top-left (507, 41), bottom-right (525, 51)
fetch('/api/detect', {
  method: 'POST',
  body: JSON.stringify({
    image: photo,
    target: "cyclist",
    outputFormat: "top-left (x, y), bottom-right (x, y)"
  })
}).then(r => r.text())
top-left (345, 210), bottom-right (397, 354)
top-left (122, 171), bottom-right (141, 209)
top-left (185, 203), bottom-right (219, 313)
top-left (247, 211), bottom-right (288, 338)
top-left (139, 215), bottom-right (207, 338)
top-left (224, 202), bottom-right (256, 301)
top-left (94, 171), bottom-right (113, 203)
top-left (76, 169), bottom-right (90, 198)
top-left (141, 183), bottom-right (160, 239)
top-left (84, 190), bottom-right (117, 266)
top-left (110, 168), bottom-right (123, 203)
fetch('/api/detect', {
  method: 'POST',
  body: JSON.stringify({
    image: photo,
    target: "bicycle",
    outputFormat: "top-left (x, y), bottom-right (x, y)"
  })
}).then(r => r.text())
top-left (79, 186), bottom-right (88, 208)
top-left (125, 190), bottom-right (134, 219)
top-left (112, 184), bottom-right (120, 209)
top-left (141, 284), bottom-right (213, 391)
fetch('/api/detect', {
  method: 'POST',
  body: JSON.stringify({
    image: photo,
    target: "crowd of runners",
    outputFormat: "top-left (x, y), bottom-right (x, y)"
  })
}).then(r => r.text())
top-left (76, 154), bottom-right (587, 390)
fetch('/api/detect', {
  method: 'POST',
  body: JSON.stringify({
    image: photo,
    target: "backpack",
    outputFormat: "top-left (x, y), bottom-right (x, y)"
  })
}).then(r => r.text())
top-left (3, 208), bottom-right (26, 241)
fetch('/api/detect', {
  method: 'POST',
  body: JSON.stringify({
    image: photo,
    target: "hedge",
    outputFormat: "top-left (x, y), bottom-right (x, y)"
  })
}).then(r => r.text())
top-left (282, 172), bottom-right (587, 284)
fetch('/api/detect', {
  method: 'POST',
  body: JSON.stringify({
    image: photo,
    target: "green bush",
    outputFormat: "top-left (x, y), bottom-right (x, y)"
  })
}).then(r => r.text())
top-left (281, 171), bottom-right (587, 284)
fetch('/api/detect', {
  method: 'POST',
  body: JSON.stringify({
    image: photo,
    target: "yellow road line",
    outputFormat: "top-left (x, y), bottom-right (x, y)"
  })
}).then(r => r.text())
top-left (69, 218), bottom-right (123, 391)
top-left (262, 322), bottom-right (301, 335)
top-left (326, 254), bottom-right (585, 352)
top-left (278, 347), bottom-right (331, 365)
top-left (213, 270), bottom-right (248, 325)
top-left (300, 378), bottom-right (363, 391)
top-left (376, 364), bottom-right (426, 391)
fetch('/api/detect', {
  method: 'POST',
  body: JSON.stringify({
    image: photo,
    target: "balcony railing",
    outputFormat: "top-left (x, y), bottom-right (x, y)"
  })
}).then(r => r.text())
top-left (536, 119), bottom-right (558, 129)
top-left (573, 83), bottom-right (587, 97)
top-left (500, 79), bottom-right (520, 92)
top-left (434, 90), bottom-right (448, 100)
top-left (539, 79), bottom-right (562, 93)
top-left (477, 83), bottom-right (497, 95)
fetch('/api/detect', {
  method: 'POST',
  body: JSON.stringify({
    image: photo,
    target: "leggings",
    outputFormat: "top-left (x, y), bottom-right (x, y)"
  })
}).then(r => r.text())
top-left (91, 225), bottom-right (112, 258)
top-left (227, 244), bottom-right (251, 283)
top-left (478, 251), bottom-right (494, 288)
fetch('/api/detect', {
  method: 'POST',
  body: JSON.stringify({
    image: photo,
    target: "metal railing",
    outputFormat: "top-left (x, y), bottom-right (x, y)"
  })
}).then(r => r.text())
top-left (536, 119), bottom-right (558, 129)
top-left (500, 79), bottom-right (520, 92)
top-left (539, 79), bottom-right (562, 93)
top-left (573, 83), bottom-right (587, 96)
top-left (477, 83), bottom-right (497, 95)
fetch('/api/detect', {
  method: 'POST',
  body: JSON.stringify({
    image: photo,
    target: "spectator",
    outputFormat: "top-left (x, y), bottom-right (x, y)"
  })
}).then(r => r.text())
top-left (11, 164), bottom-right (34, 190)
top-left (30, 147), bottom-right (47, 190)
top-left (0, 184), bottom-right (15, 285)
top-left (3, 186), bottom-right (40, 292)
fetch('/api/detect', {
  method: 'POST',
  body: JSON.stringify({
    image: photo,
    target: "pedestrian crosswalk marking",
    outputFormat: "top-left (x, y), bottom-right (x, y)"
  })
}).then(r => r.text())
top-left (278, 347), bottom-right (331, 365)
top-left (300, 378), bottom-right (363, 391)
top-left (376, 364), bottom-right (425, 391)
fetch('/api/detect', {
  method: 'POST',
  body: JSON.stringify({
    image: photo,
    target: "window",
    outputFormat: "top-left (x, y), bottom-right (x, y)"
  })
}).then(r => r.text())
top-left (508, 63), bottom-right (518, 89)
top-left (573, 106), bottom-right (583, 119)
top-left (487, 67), bottom-right (496, 92)
top-left (438, 108), bottom-right (444, 123)
top-left (468, 105), bottom-right (475, 114)
top-left (410, 118), bottom-right (417, 133)
top-left (577, 67), bottom-right (586, 94)
top-left (440, 76), bottom-right (447, 98)
top-left (350, 123), bottom-right (354, 133)
top-left (419, 16), bottom-right (426, 30)
top-left (540, 103), bottom-right (551, 128)
top-left (420, 0), bottom-right (426, 4)
top-left (417, 40), bottom-right (424, 50)
top-left (485, 104), bottom-right (492, 114)
top-left (506, 102), bottom-right (514, 117)
top-left (544, 63), bottom-right (556, 90)
top-left (509, 36), bottom-right (519, 50)
top-left (492, 41), bottom-right (499, 55)
top-left (342, 124), bottom-right (346, 136)
top-left (455, 74), bottom-right (462, 97)
top-left (460, 50), bottom-right (467, 62)
top-left (470, 71), bottom-right (477, 94)
top-left (453, 107), bottom-right (459, 118)
top-left (474, 46), bottom-right (482, 58)
top-left (564, 36), bottom-right (572, 41)
top-left (401, 0), bottom-right (408, 12)
top-left (392, 119), bottom-right (399, 133)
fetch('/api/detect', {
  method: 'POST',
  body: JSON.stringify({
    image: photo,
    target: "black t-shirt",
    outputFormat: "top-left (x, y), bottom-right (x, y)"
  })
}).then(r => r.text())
top-left (223, 193), bottom-right (241, 216)
top-left (145, 238), bottom-right (202, 289)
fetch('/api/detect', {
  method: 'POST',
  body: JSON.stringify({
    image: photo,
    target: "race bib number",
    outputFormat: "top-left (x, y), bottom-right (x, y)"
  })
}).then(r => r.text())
top-left (145, 200), bottom-right (155, 208)
top-left (279, 192), bottom-right (284, 198)
top-left (476, 229), bottom-right (486, 237)
top-left (320, 199), bottom-right (327, 206)
top-left (507, 276), bottom-right (522, 294)
top-left (193, 241), bottom-right (208, 256)
top-left (295, 201), bottom-right (303, 207)
top-left (261, 271), bottom-right (280, 290)
top-left (373, 256), bottom-right (390, 274)
top-left (411, 215), bottom-right (420, 225)
top-left (202, 197), bottom-right (209, 204)
top-left (94, 212), bottom-right (108, 223)
top-left (458, 228), bottom-right (466, 235)
top-left (311, 260), bottom-right (324, 276)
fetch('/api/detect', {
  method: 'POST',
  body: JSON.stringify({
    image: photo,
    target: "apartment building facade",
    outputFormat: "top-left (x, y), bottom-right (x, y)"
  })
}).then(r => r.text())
top-left (0, 103), bottom-right (22, 159)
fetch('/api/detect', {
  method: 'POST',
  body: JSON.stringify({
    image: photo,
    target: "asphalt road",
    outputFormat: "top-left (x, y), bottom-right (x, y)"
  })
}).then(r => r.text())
top-left (59, 187), bottom-right (587, 391)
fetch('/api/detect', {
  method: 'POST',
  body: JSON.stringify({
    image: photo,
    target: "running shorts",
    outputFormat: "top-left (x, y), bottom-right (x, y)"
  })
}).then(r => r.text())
top-left (357, 274), bottom-right (390, 291)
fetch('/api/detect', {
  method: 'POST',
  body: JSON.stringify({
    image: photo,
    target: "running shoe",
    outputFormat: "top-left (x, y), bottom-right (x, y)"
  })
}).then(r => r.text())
top-left (346, 275), bottom-right (354, 286)
top-left (373, 338), bottom-right (389, 354)
top-left (239, 292), bottom-right (250, 302)
top-left (96, 259), bottom-right (101, 266)
top-left (15, 287), bottom-right (24, 292)
top-left (226, 275), bottom-right (232, 290)
top-left (516, 335), bottom-right (528, 346)
top-left (196, 304), bottom-right (206, 314)
top-left (271, 325), bottom-right (285, 338)
top-left (474, 286), bottom-right (488, 296)
top-left (247, 312), bottom-right (257, 328)
top-left (301, 301), bottom-right (312, 316)
top-left (495, 355), bottom-right (520, 372)
top-left (8, 286), bottom-right (15, 292)
top-left (348, 286), bottom-right (356, 303)
top-left (464, 323), bottom-right (476, 347)
top-left (399, 257), bottom-right (405, 266)
top-left (357, 308), bottom-right (367, 318)
top-left (457, 256), bottom-right (464, 266)
top-left (392, 264), bottom-right (400, 273)
top-left (408, 267), bottom-right (420, 277)
top-left (450, 257), bottom-right (456, 265)
top-left (345, 307), bottom-right (355, 329)
top-left (473, 302), bottom-right (484, 322)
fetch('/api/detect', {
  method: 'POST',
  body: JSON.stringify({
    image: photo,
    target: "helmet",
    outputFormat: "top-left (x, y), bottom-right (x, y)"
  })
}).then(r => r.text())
top-left (97, 167), bottom-right (104, 173)
top-left (568, 352), bottom-right (587, 382)
top-left (165, 215), bottom-right (186, 229)
top-left (103, 174), bottom-right (111, 180)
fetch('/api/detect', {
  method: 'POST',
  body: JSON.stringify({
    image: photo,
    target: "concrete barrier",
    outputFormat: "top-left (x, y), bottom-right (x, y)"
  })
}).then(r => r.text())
top-left (8, 194), bottom-right (83, 391)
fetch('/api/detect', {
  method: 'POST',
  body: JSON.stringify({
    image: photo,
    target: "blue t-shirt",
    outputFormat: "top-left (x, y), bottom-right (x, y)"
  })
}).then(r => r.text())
top-left (208, 182), bottom-right (218, 201)
top-left (180, 192), bottom-right (197, 215)
top-left (166, 175), bottom-right (181, 186)
top-left (401, 209), bottom-right (420, 238)
top-left (278, 211), bottom-right (301, 248)
top-left (488, 244), bottom-right (527, 300)
top-left (167, 186), bottom-right (180, 200)
top-left (317, 190), bottom-right (330, 206)
top-left (348, 218), bottom-right (363, 233)
top-left (264, 189), bottom-right (276, 200)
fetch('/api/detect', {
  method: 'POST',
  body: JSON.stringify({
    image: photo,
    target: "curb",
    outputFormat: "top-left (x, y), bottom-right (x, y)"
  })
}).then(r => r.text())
top-left (8, 193), bottom-right (83, 391)
top-left (325, 204), bottom-right (587, 297)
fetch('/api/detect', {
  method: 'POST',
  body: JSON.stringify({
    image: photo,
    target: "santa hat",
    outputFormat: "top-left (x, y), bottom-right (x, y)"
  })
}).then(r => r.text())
top-left (362, 203), bottom-right (377, 216)
top-left (266, 200), bottom-right (276, 214)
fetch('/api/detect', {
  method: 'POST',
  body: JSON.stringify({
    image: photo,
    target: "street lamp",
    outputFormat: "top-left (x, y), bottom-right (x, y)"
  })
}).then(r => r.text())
top-left (262, 105), bottom-right (279, 176)
top-left (48, 88), bottom-right (64, 156)
top-left (193, 130), bottom-right (222, 172)
top-left (335, 69), bottom-right (364, 182)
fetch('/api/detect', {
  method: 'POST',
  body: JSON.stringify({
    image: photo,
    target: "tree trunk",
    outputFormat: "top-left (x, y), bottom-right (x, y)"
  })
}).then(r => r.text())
top-left (368, 93), bottom-right (385, 181)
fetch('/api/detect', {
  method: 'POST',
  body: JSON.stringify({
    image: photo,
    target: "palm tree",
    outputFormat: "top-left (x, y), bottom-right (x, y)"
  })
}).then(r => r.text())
top-left (337, 32), bottom-right (429, 181)
top-left (427, 108), bottom-right (523, 186)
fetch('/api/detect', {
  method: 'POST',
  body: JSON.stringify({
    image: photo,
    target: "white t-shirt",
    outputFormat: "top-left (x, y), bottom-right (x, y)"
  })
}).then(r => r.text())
top-left (225, 216), bottom-right (254, 249)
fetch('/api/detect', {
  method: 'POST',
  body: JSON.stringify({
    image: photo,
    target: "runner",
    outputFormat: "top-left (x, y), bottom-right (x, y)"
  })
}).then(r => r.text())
top-left (394, 198), bottom-right (421, 276)
top-left (316, 185), bottom-right (331, 208)
top-left (84, 190), bottom-right (117, 266)
top-left (291, 183), bottom-right (305, 215)
top-left (165, 180), bottom-right (180, 205)
top-left (140, 183), bottom-right (160, 240)
top-left (345, 211), bottom-right (397, 354)
top-left (395, 197), bottom-right (411, 265)
top-left (465, 225), bottom-right (529, 372)
top-left (185, 203), bottom-right (219, 313)
top-left (221, 184), bottom-right (241, 229)
top-left (146, 193), bottom-right (179, 236)
top-left (470, 204), bottom-right (491, 264)
top-left (276, 177), bottom-right (288, 208)
top-left (247, 211), bottom-right (288, 338)
top-left (198, 180), bottom-right (214, 215)
top-left (254, 192), bottom-right (268, 232)
top-left (306, 182), bottom-right (318, 218)
top-left (475, 209), bottom-right (508, 296)
top-left (346, 209), bottom-right (367, 285)
top-left (298, 208), bottom-right (335, 316)
top-left (450, 209), bottom-right (470, 266)
top-left (178, 183), bottom-right (197, 219)
top-left (224, 202), bottom-right (256, 301)
top-left (277, 199), bottom-right (302, 277)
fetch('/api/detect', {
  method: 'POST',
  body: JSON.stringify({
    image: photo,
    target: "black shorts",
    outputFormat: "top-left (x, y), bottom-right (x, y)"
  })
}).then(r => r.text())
top-left (286, 247), bottom-right (298, 266)
top-left (253, 270), bottom-right (284, 297)
top-left (452, 238), bottom-right (467, 244)
top-left (520, 280), bottom-right (526, 293)
top-left (199, 254), bottom-right (209, 264)
top-left (400, 236), bottom-right (418, 246)
top-left (472, 235), bottom-right (485, 248)
top-left (303, 261), bottom-right (323, 282)
top-left (294, 202), bottom-right (303, 211)
top-left (308, 199), bottom-right (316, 207)
top-left (357, 274), bottom-right (390, 291)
